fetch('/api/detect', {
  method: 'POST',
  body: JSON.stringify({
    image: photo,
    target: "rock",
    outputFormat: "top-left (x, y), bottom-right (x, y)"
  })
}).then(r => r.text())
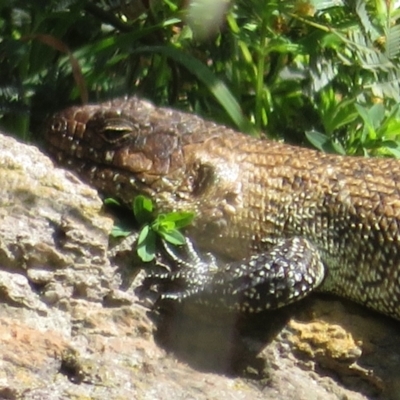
top-left (0, 131), bottom-right (399, 399)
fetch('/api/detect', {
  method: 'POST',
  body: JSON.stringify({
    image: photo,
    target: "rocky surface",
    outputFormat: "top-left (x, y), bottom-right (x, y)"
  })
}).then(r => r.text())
top-left (0, 131), bottom-right (399, 399)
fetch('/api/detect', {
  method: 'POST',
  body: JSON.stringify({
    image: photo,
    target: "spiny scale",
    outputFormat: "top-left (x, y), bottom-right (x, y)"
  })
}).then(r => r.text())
top-left (45, 97), bottom-right (400, 319)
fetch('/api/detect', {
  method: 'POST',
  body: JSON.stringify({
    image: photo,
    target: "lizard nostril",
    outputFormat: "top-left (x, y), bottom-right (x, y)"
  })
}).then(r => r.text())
top-left (51, 119), bottom-right (65, 133)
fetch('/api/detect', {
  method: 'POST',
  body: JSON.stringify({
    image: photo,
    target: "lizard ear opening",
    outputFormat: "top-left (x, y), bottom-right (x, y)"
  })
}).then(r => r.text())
top-left (192, 163), bottom-right (215, 197)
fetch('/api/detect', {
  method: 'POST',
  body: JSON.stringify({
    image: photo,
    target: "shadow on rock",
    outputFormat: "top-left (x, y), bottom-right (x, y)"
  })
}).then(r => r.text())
top-left (149, 299), bottom-right (298, 376)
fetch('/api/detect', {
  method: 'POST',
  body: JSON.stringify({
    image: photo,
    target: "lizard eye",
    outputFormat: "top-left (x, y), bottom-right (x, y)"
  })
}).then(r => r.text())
top-left (99, 118), bottom-right (137, 144)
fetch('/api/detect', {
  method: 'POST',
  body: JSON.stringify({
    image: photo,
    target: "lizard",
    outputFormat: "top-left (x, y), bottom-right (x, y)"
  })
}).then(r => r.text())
top-left (44, 96), bottom-right (400, 319)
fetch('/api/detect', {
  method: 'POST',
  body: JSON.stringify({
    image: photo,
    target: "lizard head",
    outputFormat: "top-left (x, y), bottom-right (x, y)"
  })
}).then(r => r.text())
top-left (45, 98), bottom-right (246, 249)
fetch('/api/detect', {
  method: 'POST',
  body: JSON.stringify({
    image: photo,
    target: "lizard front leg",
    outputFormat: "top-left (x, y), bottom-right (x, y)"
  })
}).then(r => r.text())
top-left (144, 237), bottom-right (326, 313)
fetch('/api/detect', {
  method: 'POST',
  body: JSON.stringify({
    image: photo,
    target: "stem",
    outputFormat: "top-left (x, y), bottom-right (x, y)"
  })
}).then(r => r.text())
top-left (255, 14), bottom-right (268, 130)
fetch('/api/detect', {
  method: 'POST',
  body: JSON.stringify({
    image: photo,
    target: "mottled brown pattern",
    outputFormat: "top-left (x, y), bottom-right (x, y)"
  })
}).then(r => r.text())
top-left (45, 97), bottom-right (400, 319)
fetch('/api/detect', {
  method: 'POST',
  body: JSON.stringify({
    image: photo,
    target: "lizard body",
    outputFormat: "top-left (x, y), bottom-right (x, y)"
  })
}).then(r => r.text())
top-left (45, 97), bottom-right (400, 319)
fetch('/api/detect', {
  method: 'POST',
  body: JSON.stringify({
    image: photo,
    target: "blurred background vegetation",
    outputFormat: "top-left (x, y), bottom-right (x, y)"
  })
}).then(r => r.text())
top-left (0, 0), bottom-right (400, 156)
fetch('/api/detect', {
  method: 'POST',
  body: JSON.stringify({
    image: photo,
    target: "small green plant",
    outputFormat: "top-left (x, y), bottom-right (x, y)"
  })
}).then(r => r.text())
top-left (105, 195), bottom-right (195, 262)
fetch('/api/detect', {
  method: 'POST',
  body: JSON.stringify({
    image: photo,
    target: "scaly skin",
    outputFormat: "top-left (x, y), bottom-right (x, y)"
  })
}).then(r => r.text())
top-left (45, 97), bottom-right (400, 318)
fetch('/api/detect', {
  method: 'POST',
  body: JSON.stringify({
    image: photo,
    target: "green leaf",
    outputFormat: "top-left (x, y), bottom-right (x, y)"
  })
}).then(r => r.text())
top-left (152, 216), bottom-right (174, 232)
top-left (330, 141), bottom-right (346, 155)
top-left (158, 228), bottom-right (187, 245)
top-left (305, 130), bottom-right (329, 151)
top-left (110, 225), bottom-right (132, 238)
top-left (367, 103), bottom-right (385, 130)
top-left (137, 224), bottom-right (150, 245)
top-left (104, 198), bottom-right (121, 207)
top-left (379, 105), bottom-right (400, 138)
top-left (380, 140), bottom-right (400, 159)
top-left (133, 195), bottom-right (154, 225)
top-left (152, 211), bottom-right (195, 233)
top-left (137, 225), bottom-right (156, 262)
top-left (305, 130), bottom-right (346, 155)
top-left (355, 103), bottom-right (385, 143)
top-left (165, 212), bottom-right (195, 229)
top-left (386, 148), bottom-right (400, 158)
top-left (386, 24), bottom-right (400, 59)
top-left (327, 100), bottom-right (358, 133)
top-left (130, 45), bottom-right (256, 135)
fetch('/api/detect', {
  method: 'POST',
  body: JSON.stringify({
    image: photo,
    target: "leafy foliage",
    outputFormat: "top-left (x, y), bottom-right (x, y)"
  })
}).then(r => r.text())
top-left (0, 0), bottom-right (400, 155)
top-left (106, 196), bottom-right (195, 262)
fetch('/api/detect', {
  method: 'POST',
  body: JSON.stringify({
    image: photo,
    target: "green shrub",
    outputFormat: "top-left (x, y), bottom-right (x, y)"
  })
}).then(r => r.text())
top-left (0, 0), bottom-right (399, 155)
